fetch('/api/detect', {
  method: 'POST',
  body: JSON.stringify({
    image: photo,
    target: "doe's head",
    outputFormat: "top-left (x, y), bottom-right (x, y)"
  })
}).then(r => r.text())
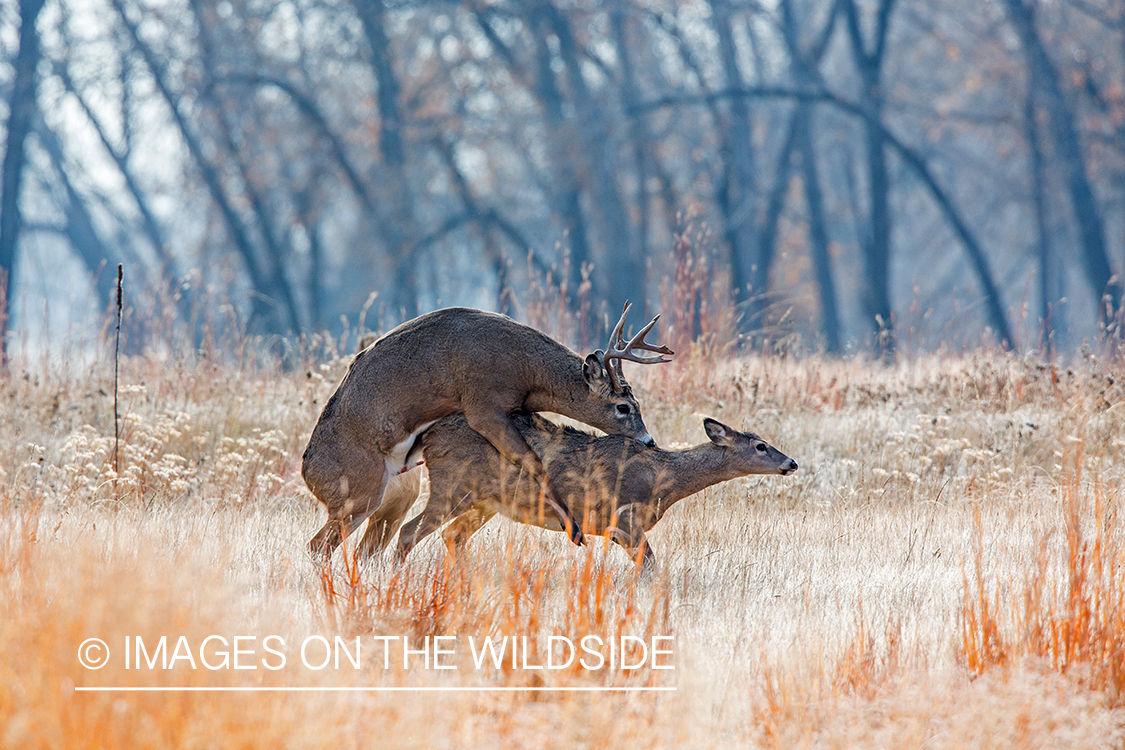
top-left (703, 418), bottom-right (799, 476)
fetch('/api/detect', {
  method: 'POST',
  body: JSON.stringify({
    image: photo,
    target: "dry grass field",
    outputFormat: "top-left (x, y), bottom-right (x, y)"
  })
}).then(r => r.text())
top-left (3, 339), bottom-right (1125, 748)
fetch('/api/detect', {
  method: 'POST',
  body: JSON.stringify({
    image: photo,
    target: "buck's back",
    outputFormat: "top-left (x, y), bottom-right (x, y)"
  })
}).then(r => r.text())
top-left (322, 308), bottom-right (583, 449)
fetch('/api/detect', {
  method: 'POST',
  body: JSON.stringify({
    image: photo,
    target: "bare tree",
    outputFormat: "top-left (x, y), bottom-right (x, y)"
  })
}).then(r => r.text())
top-left (710, 0), bottom-right (761, 314)
top-left (843, 0), bottom-right (898, 356)
top-left (0, 0), bottom-right (46, 361)
top-left (1003, 0), bottom-right (1121, 327)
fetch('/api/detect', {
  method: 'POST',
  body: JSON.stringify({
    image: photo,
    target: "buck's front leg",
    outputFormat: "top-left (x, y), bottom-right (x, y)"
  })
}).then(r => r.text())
top-left (395, 470), bottom-right (476, 562)
top-left (462, 408), bottom-right (585, 546)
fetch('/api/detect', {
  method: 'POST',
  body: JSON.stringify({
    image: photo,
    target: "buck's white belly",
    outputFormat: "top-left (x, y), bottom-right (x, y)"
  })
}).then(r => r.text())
top-left (386, 420), bottom-right (436, 476)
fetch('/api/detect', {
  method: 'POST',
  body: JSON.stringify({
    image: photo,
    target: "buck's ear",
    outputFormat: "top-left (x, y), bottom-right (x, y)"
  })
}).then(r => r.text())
top-left (583, 352), bottom-right (607, 385)
top-left (704, 418), bottom-right (735, 447)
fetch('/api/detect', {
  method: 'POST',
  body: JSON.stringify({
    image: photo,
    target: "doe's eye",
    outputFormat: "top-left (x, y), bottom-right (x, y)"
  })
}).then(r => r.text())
top-left (616, 404), bottom-right (632, 415)
top-left (755, 443), bottom-right (767, 453)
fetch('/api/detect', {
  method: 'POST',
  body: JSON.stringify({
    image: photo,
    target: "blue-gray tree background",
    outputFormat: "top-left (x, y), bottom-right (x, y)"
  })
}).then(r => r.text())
top-left (1, 0), bottom-right (1123, 358)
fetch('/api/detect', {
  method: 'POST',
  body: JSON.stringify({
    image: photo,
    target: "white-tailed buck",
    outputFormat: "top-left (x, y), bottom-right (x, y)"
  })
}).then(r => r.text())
top-left (302, 303), bottom-right (672, 557)
top-left (395, 413), bottom-right (798, 568)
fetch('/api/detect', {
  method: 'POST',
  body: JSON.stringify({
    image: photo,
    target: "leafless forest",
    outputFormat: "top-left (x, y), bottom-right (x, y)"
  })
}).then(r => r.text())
top-left (1, 0), bottom-right (1124, 357)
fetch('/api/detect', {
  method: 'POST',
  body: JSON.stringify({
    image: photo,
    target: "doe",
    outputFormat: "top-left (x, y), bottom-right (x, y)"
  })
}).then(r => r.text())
top-left (397, 412), bottom-right (798, 568)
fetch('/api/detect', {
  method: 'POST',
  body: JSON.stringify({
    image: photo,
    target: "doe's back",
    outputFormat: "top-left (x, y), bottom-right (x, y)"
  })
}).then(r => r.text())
top-left (421, 412), bottom-right (653, 531)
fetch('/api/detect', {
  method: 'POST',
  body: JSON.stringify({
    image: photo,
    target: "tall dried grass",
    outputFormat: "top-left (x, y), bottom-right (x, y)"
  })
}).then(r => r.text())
top-left (2, 322), bottom-right (1125, 746)
top-left (961, 438), bottom-right (1125, 706)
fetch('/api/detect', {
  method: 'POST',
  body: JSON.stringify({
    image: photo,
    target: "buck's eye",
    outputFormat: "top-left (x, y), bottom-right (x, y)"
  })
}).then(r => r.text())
top-left (616, 404), bottom-right (632, 416)
top-left (755, 443), bottom-right (767, 453)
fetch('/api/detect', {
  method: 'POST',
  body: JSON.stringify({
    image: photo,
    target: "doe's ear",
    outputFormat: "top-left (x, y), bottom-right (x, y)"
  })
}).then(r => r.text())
top-left (704, 418), bottom-right (735, 447)
top-left (583, 352), bottom-right (607, 386)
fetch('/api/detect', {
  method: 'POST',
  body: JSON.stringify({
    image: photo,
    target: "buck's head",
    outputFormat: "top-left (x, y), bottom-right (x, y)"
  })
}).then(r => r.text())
top-left (702, 418), bottom-right (799, 476)
top-left (578, 302), bottom-right (673, 448)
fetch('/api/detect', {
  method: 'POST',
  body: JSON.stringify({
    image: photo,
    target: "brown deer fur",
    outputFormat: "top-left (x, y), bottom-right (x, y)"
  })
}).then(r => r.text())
top-left (302, 306), bottom-right (670, 557)
top-left (396, 413), bottom-right (798, 568)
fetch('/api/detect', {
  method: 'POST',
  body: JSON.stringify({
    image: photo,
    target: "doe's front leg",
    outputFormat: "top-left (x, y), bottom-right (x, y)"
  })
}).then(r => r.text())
top-left (605, 504), bottom-right (657, 572)
top-left (440, 507), bottom-right (497, 559)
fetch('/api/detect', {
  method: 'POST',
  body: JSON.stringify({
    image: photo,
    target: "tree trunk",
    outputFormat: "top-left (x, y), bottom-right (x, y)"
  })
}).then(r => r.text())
top-left (777, 0), bottom-right (842, 352)
top-left (354, 0), bottom-right (419, 321)
top-left (749, 110), bottom-right (808, 336)
top-left (844, 0), bottom-right (898, 359)
top-left (796, 106), bottom-right (842, 353)
top-left (710, 0), bottom-right (759, 313)
top-left (1002, 0), bottom-right (1120, 326)
top-left (1024, 91), bottom-right (1056, 350)
top-left (0, 0), bottom-right (46, 362)
top-left (611, 8), bottom-right (652, 303)
top-left (861, 108), bottom-right (894, 354)
top-left (526, 13), bottom-right (593, 299)
top-left (540, 0), bottom-right (640, 309)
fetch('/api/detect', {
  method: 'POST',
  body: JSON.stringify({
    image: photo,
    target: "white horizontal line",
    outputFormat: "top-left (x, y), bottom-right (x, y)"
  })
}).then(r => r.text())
top-left (74, 686), bottom-right (676, 693)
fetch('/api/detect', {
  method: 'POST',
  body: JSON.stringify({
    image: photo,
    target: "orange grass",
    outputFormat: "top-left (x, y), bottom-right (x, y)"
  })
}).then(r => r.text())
top-left (3, 342), bottom-right (1125, 747)
top-left (960, 442), bottom-right (1125, 705)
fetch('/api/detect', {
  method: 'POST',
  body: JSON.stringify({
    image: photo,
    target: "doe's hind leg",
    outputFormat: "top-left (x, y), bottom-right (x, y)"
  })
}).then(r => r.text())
top-left (605, 505), bottom-right (657, 571)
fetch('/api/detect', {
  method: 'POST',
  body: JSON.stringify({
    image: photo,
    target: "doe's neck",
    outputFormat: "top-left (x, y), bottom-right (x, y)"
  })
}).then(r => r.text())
top-left (655, 443), bottom-right (744, 508)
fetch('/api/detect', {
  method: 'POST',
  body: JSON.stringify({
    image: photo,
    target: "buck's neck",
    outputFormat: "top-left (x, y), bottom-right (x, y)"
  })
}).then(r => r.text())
top-left (651, 444), bottom-right (746, 511)
top-left (521, 349), bottom-right (589, 410)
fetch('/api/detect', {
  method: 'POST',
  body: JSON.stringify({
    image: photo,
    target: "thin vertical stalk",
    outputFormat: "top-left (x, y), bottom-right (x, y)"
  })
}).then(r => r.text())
top-left (114, 264), bottom-right (123, 489)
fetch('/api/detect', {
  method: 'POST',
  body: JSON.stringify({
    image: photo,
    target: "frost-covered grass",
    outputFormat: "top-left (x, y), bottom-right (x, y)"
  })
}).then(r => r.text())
top-left (2, 347), bottom-right (1125, 748)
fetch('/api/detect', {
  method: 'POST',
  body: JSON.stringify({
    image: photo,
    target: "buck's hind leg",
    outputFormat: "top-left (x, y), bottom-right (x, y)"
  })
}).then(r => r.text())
top-left (356, 469), bottom-right (422, 558)
top-left (461, 406), bottom-right (585, 547)
top-left (307, 439), bottom-right (389, 558)
top-left (395, 509), bottom-right (443, 563)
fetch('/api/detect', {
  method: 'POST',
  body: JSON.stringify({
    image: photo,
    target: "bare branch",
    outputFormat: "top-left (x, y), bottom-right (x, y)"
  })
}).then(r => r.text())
top-left (631, 85), bottom-right (1013, 347)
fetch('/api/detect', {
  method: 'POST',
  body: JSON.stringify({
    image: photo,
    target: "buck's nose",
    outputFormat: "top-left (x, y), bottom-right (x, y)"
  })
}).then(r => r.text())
top-left (780, 459), bottom-right (798, 475)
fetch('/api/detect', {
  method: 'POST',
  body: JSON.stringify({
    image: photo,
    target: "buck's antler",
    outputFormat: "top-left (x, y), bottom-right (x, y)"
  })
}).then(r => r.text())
top-left (603, 301), bottom-right (674, 392)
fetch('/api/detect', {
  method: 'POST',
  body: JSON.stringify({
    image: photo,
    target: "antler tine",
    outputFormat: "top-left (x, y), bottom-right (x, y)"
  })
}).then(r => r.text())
top-left (602, 302), bottom-right (632, 393)
top-left (602, 303), bottom-right (675, 392)
top-left (608, 301), bottom-right (631, 350)
top-left (620, 314), bottom-right (674, 360)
